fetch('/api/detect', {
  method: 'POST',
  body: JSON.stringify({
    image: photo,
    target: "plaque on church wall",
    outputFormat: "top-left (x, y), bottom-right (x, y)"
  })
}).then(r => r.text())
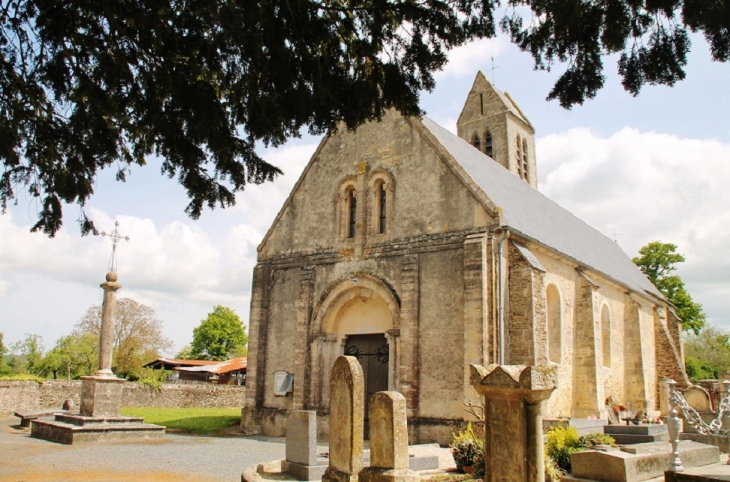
top-left (274, 371), bottom-right (294, 396)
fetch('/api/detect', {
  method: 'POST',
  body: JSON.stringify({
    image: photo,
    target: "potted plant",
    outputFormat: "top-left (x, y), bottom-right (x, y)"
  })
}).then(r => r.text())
top-left (451, 422), bottom-right (484, 474)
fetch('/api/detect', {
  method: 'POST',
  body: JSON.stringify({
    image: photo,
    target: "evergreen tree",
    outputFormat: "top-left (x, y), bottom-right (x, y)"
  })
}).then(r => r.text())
top-left (2, 0), bottom-right (728, 236)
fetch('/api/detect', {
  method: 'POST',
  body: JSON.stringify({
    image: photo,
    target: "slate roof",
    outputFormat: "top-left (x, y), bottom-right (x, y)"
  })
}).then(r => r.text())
top-left (421, 117), bottom-right (664, 300)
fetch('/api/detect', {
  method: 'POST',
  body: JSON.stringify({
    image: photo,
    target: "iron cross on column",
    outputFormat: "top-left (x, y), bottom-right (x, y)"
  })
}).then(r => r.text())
top-left (101, 220), bottom-right (130, 272)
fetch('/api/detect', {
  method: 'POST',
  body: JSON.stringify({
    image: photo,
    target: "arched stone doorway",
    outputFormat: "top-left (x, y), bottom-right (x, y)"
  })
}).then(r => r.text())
top-left (309, 275), bottom-right (400, 415)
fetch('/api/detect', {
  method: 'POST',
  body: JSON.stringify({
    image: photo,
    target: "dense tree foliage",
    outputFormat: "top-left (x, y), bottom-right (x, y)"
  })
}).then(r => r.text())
top-left (175, 345), bottom-right (194, 360)
top-left (38, 333), bottom-right (98, 379)
top-left (10, 334), bottom-right (45, 375)
top-left (684, 325), bottom-right (730, 381)
top-left (633, 241), bottom-right (705, 334)
top-left (2, 0), bottom-right (727, 236)
top-left (75, 298), bottom-right (172, 378)
top-left (190, 306), bottom-right (247, 361)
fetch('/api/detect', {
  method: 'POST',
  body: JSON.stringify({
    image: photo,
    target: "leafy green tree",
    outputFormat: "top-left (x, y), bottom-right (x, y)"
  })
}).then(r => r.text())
top-left (2, 1), bottom-right (728, 236)
top-left (75, 299), bottom-right (172, 379)
top-left (0, 332), bottom-right (10, 376)
top-left (683, 325), bottom-right (730, 381)
top-left (11, 334), bottom-right (45, 375)
top-left (633, 241), bottom-right (706, 334)
top-left (39, 333), bottom-right (98, 379)
top-left (175, 345), bottom-right (195, 360)
top-left (190, 306), bottom-right (248, 361)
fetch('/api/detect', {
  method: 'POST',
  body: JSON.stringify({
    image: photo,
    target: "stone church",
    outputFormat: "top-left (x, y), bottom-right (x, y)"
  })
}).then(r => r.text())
top-left (241, 72), bottom-right (688, 444)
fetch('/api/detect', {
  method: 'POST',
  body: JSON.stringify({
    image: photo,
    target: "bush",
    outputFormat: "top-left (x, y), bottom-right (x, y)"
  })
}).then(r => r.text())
top-left (544, 455), bottom-right (566, 482)
top-left (579, 432), bottom-right (615, 449)
top-left (0, 374), bottom-right (45, 383)
top-left (451, 422), bottom-right (484, 475)
top-left (135, 368), bottom-right (171, 390)
top-left (545, 425), bottom-right (583, 472)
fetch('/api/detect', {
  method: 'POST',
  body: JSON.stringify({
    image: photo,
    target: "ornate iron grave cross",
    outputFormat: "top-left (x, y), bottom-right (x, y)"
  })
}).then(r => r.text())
top-left (101, 220), bottom-right (130, 272)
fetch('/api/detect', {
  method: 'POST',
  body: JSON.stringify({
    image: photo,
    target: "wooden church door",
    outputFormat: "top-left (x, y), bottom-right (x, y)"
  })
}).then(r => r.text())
top-left (344, 333), bottom-right (389, 430)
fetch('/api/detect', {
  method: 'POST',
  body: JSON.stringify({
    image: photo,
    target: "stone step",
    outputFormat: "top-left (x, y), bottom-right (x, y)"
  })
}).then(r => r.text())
top-left (31, 418), bottom-right (165, 445)
top-left (569, 441), bottom-right (719, 482)
top-left (664, 461), bottom-right (730, 481)
top-left (605, 424), bottom-right (669, 436)
top-left (53, 414), bottom-right (145, 426)
top-left (611, 432), bottom-right (670, 445)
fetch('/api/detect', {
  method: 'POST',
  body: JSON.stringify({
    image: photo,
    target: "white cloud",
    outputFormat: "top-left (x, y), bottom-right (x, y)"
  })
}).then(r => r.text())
top-left (233, 143), bottom-right (317, 233)
top-left (436, 37), bottom-right (508, 81)
top-left (538, 128), bottom-right (730, 329)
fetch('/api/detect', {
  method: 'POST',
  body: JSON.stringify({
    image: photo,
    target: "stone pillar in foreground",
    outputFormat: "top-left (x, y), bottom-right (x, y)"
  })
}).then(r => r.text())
top-left (80, 271), bottom-right (125, 417)
top-left (359, 391), bottom-right (419, 482)
top-left (323, 356), bottom-right (364, 482)
top-left (470, 364), bottom-right (557, 482)
top-left (97, 271), bottom-right (121, 377)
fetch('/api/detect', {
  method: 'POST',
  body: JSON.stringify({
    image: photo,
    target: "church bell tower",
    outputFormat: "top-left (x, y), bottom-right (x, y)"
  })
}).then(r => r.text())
top-left (457, 71), bottom-right (538, 188)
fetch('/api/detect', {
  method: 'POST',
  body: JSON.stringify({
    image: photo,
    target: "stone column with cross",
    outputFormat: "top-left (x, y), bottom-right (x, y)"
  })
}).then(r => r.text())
top-left (79, 221), bottom-right (129, 417)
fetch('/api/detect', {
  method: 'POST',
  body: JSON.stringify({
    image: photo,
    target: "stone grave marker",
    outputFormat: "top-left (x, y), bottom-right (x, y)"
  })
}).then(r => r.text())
top-left (284, 410), bottom-right (328, 480)
top-left (359, 391), bottom-right (418, 482)
top-left (684, 386), bottom-right (713, 412)
top-left (322, 356), bottom-right (364, 482)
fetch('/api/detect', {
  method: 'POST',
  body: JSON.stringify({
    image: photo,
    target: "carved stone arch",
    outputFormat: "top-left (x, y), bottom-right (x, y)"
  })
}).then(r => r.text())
top-left (312, 274), bottom-right (401, 334)
top-left (367, 169), bottom-right (395, 236)
top-left (309, 274), bottom-right (401, 409)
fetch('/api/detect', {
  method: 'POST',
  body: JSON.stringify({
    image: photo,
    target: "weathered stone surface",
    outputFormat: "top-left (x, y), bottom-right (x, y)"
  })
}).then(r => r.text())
top-left (31, 415), bottom-right (164, 445)
top-left (470, 363), bottom-right (556, 482)
top-left (685, 387), bottom-right (713, 411)
top-left (360, 391), bottom-right (419, 482)
top-left (97, 272), bottom-right (121, 377)
top-left (571, 441), bottom-right (719, 482)
top-left (0, 380), bottom-right (247, 418)
top-left (681, 433), bottom-right (730, 454)
top-left (286, 410), bottom-right (318, 466)
top-left (80, 376), bottom-right (125, 417)
top-left (322, 356), bottom-right (364, 482)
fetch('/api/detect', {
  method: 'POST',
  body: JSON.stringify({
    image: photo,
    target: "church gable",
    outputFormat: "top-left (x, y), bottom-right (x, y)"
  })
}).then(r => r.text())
top-left (258, 111), bottom-right (494, 259)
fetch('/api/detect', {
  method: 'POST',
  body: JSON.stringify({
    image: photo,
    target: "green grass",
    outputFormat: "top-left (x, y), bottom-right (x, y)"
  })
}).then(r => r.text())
top-left (120, 407), bottom-right (241, 435)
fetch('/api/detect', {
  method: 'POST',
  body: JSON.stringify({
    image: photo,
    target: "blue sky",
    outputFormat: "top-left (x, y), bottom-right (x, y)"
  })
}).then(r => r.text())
top-left (1, 34), bottom-right (729, 354)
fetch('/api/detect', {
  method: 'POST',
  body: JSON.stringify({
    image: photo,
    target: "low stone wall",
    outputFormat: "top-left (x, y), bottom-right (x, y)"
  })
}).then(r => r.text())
top-left (0, 380), bottom-right (246, 418)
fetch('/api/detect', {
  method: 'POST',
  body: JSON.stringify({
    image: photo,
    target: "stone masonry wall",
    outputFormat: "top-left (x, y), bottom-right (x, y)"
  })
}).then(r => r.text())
top-left (507, 243), bottom-right (536, 365)
top-left (0, 380), bottom-right (246, 418)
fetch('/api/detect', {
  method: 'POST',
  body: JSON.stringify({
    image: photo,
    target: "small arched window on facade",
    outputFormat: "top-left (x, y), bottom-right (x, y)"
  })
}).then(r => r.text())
top-left (377, 182), bottom-right (387, 234)
top-left (472, 134), bottom-right (481, 151)
top-left (347, 189), bottom-right (357, 238)
top-left (368, 172), bottom-right (393, 237)
top-left (601, 304), bottom-right (611, 367)
top-left (484, 131), bottom-right (493, 158)
top-left (516, 135), bottom-right (523, 178)
top-left (522, 138), bottom-right (529, 181)
top-left (546, 284), bottom-right (561, 364)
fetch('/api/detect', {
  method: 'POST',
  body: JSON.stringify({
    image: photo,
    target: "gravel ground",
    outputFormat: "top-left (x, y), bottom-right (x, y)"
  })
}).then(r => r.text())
top-left (0, 417), bottom-right (456, 482)
top-left (0, 417), bottom-right (286, 482)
